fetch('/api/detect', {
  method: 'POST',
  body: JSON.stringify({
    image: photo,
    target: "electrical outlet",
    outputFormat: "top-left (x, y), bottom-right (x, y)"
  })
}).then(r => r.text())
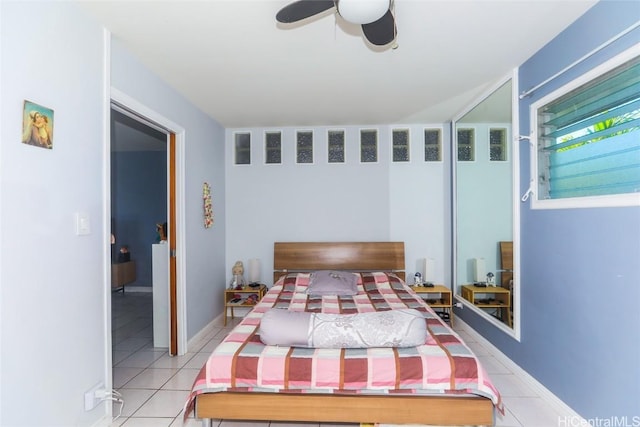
top-left (84, 382), bottom-right (105, 411)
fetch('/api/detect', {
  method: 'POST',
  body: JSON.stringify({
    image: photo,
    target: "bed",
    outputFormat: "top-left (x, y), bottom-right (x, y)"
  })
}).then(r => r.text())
top-left (184, 242), bottom-right (503, 426)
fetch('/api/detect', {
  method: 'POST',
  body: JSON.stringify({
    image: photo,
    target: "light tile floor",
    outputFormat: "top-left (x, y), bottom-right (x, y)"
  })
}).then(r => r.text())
top-left (110, 292), bottom-right (573, 427)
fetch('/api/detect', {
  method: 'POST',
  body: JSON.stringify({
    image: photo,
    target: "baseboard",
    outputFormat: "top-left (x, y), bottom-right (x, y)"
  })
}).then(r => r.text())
top-left (90, 414), bottom-right (111, 427)
top-left (455, 319), bottom-right (586, 422)
top-left (187, 313), bottom-right (224, 352)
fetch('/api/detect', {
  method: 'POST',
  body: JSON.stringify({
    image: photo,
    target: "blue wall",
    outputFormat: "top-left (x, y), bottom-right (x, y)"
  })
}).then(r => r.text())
top-left (457, 1), bottom-right (640, 419)
top-left (111, 150), bottom-right (167, 287)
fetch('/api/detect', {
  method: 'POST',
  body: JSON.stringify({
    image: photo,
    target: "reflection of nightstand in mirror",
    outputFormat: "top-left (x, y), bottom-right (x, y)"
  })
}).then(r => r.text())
top-left (411, 284), bottom-right (453, 326)
top-left (461, 284), bottom-right (511, 327)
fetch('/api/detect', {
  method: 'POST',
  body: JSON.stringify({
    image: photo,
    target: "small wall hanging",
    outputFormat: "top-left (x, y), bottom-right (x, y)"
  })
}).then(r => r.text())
top-left (22, 100), bottom-right (54, 149)
top-left (203, 182), bottom-right (213, 228)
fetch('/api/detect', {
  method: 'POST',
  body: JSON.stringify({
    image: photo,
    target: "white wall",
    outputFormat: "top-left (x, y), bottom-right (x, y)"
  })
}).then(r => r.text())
top-left (0, 2), bottom-right (108, 425)
top-left (0, 3), bottom-right (227, 425)
top-left (225, 125), bottom-right (451, 285)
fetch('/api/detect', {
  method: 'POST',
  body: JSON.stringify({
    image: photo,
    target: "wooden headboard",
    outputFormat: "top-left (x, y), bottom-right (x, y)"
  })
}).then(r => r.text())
top-left (273, 241), bottom-right (405, 282)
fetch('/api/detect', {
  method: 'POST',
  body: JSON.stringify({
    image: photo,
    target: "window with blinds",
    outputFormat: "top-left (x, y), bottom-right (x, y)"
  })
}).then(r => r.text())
top-left (532, 48), bottom-right (640, 208)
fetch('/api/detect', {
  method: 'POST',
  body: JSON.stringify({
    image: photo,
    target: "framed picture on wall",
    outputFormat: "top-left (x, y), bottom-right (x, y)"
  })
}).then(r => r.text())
top-left (22, 100), bottom-right (54, 149)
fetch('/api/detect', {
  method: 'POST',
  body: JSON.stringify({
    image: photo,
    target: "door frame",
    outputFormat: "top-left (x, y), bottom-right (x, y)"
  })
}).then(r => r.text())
top-left (108, 87), bottom-right (188, 356)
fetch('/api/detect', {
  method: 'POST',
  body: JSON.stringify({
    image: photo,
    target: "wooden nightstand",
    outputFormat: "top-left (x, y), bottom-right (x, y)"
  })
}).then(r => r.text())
top-left (224, 284), bottom-right (267, 326)
top-left (461, 284), bottom-right (511, 327)
top-left (411, 284), bottom-right (454, 326)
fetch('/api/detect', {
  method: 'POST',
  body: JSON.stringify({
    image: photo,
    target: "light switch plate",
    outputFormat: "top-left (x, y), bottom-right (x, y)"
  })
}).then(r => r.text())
top-left (75, 212), bottom-right (91, 235)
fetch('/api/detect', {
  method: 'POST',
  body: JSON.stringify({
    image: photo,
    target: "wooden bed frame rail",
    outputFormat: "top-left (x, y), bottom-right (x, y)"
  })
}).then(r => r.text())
top-left (196, 392), bottom-right (494, 426)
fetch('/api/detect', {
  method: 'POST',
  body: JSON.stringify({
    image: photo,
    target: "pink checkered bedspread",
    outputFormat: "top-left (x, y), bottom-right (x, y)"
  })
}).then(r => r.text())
top-left (184, 272), bottom-right (503, 418)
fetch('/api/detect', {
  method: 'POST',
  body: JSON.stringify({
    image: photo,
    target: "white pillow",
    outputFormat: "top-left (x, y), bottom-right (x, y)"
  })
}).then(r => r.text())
top-left (259, 308), bottom-right (427, 349)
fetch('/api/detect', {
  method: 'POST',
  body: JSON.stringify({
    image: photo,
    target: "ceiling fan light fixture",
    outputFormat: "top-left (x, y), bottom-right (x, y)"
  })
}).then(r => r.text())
top-left (337, 0), bottom-right (389, 24)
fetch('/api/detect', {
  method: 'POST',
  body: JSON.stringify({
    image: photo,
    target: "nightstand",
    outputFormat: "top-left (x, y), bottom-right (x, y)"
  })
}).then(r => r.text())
top-left (411, 284), bottom-right (454, 326)
top-left (224, 284), bottom-right (267, 326)
top-left (461, 284), bottom-right (511, 327)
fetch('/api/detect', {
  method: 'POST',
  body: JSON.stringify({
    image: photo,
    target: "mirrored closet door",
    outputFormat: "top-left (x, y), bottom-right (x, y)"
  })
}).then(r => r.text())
top-left (452, 70), bottom-right (520, 338)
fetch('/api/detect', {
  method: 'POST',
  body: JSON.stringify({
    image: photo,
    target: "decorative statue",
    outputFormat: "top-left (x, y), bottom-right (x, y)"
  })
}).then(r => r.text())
top-left (117, 245), bottom-right (131, 263)
top-left (156, 222), bottom-right (168, 242)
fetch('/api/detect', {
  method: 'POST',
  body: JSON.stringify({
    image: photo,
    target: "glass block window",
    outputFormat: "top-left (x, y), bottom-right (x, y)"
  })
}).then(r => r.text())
top-left (234, 132), bottom-right (250, 165)
top-left (424, 128), bottom-right (442, 162)
top-left (392, 129), bottom-right (410, 162)
top-left (296, 131), bottom-right (313, 164)
top-left (360, 129), bottom-right (378, 163)
top-left (489, 128), bottom-right (507, 161)
top-left (328, 130), bottom-right (345, 163)
top-left (457, 128), bottom-right (475, 161)
top-left (265, 131), bottom-right (282, 164)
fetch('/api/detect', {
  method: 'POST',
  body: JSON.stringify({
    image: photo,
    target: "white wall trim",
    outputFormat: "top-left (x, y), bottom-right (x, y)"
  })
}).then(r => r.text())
top-left (455, 319), bottom-right (586, 422)
top-left (101, 27), bottom-right (114, 422)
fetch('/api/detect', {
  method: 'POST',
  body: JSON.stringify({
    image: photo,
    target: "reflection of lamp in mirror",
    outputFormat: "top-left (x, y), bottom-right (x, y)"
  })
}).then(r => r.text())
top-left (418, 257), bottom-right (436, 286)
top-left (473, 258), bottom-right (486, 283)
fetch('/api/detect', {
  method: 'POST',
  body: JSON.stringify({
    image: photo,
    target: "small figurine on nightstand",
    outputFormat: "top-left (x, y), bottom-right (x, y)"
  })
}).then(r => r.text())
top-left (229, 261), bottom-right (247, 290)
top-left (486, 272), bottom-right (495, 286)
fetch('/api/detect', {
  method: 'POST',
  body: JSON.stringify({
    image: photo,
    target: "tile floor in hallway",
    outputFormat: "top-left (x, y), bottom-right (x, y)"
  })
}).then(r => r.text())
top-left (110, 291), bottom-right (573, 427)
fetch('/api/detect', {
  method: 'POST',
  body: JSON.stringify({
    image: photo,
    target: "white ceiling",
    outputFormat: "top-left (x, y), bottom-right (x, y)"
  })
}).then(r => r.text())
top-left (79, 0), bottom-right (597, 128)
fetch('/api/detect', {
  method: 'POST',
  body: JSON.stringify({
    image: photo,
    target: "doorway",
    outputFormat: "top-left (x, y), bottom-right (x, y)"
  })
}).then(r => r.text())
top-left (110, 106), bottom-right (169, 369)
top-left (108, 89), bottom-right (187, 365)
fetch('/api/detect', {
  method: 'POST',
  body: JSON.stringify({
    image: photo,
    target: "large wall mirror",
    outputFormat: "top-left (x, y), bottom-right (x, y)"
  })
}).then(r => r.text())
top-left (453, 69), bottom-right (520, 339)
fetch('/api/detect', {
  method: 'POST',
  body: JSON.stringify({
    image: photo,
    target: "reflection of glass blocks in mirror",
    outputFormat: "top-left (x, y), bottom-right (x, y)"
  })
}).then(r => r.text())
top-left (328, 130), bottom-right (345, 163)
top-left (234, 132), bottom-right (251, 165)
top-left (457, 128), bottom-right (475, 161)
top-left (424, 128), bottom-right (441, 162)
top-left (360, 129), bottom-right (378, 163)
top-left (296, 131), bottom-right (313, 164)
top-left (490, 128), bottom-right (507, 161)
top-left (392, 129), bottom-right (410, 162)
top-left (265, 131), bottom-right (281, 164)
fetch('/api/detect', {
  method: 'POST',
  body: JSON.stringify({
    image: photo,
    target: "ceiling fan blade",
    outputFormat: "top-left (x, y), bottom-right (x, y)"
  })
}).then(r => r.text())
top-left (361, 9), bottom-right (396, 46)
top-left (276, 0), bottom-right (336, 23)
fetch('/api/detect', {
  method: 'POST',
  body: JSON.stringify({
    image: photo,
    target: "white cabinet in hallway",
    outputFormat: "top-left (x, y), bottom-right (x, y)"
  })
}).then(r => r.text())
top-left (152, 243), bottom-right (169, 348)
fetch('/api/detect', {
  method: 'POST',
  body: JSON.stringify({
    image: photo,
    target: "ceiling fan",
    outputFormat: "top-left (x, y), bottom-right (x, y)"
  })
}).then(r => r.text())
top-left (275, 0), bottom-right (397, 47)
